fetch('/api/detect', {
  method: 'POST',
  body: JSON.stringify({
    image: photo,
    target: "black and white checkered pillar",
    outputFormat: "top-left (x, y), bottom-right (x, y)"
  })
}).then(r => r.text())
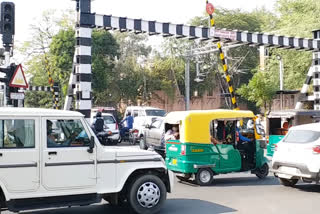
top-left (75, 0), bottom-right (92, 119)
top-left (313, 30), bottom-right (320, 110)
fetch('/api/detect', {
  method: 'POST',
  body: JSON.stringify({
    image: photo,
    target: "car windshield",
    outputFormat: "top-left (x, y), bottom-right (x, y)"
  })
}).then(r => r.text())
top-left (145, 110), bottom-right (166, 117)
top-left (103, 116), bottom-right (116, 124)
top-left (283, 130), bottom-right (320, 143)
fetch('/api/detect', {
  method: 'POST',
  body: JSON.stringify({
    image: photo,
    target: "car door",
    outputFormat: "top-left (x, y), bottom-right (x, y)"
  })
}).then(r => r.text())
top-left (0, 117), bottom-right (40, 193)
top-left (148, 119), bottom-right (162, 147)
top-left (42, 117), bottom-right (96, 191)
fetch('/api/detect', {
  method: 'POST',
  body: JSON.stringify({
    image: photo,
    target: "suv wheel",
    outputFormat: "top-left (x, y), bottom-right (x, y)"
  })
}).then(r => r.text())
top-left (128, 174), bottom-right (166, 214)
top-left (195, 168), bottom-right (214, 186)
top-left (279, 178), bottom-right (298, 187)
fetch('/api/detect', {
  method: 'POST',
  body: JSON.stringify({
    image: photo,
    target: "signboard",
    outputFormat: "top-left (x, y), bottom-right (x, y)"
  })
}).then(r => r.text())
top-left (214, 29), bottom-right (237, 40)
top-left (206, 3), bottom-right (215, 15)
top-left (10, 92), bottom-right (25, 100)
top-left (9, 64), bottom-right (29, 88)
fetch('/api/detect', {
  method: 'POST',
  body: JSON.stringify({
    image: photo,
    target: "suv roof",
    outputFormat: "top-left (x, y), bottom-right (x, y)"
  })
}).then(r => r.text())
top-left (0, 108), bottom-right (83, 117)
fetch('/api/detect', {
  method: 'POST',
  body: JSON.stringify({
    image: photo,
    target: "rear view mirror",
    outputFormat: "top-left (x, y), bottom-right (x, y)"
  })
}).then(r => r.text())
top-left (88, 136), bottom-right (95, 153)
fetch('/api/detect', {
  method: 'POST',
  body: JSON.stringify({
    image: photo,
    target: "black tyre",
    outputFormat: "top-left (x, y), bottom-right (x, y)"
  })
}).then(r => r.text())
top-left (279, 178), bottom-right (298, 187)
top-left (176, 175), bottom-right (191, 182)
top-left (128, 174), bottom-right (167, 214)
top-left (140, 136), bottom-right (147, 150)
top-left (195, 168), bottom-right (214, 186)
top-left (129, 132), bottom-right (135, 145)
top-left (255, 163), bottom-right (269, 179)
top-left (118, 136), bottom-right (123, 144)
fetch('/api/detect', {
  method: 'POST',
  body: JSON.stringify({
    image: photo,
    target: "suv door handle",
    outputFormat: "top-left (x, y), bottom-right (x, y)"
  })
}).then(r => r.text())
top-left (48, 151), bottom-right (57, 155)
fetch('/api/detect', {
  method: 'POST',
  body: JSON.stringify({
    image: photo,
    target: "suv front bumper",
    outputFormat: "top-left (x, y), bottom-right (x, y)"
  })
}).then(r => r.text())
top-left (271, 161), bottom-right (319, 181)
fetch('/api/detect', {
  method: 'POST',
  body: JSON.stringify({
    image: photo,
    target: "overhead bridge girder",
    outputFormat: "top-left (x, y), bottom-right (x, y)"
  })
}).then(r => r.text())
top-left (79, 13), bottom-right (320, 51)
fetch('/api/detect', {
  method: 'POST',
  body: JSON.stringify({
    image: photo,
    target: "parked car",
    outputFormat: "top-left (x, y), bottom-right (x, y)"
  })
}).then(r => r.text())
top-left (271, 123), bottom-right (320, 187)
top-left (140, 117), bottom-right (165, 154)
top-left (0, 107), bottom-right (173, 214)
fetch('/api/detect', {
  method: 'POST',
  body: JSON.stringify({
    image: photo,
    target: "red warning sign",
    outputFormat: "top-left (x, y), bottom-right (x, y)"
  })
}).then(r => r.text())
top-left (9, 64), bottom-right (29, 88)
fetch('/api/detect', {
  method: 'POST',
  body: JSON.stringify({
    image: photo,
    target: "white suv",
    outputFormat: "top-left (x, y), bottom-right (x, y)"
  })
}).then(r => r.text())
top-left (271, 123), bottom-right (320, 187)
top-left (0, 108), bottom-right (173, 214)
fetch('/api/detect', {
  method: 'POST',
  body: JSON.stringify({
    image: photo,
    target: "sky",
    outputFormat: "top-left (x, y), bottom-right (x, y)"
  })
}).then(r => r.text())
top-left (10, 0), bottom-right (277, 45)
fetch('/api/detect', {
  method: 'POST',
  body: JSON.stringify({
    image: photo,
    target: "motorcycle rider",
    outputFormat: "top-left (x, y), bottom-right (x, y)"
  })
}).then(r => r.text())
top-left (120, 112), bottom-right (134, 137)
top-left (93, 111), bottom-right (105, 133)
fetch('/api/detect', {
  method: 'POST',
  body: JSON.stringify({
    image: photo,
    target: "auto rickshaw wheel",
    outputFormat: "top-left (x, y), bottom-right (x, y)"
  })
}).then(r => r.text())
top-left (176, 174), bottom-right (191, 182)
top-left (195, 168), bottom-right (214, 186)
top-left (255, 163), bottom-right (269, 179)
top-left (279, 178), bottom-right (298, 187)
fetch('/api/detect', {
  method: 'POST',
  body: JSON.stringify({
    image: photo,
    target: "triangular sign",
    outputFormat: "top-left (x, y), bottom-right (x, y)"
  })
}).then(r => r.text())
top-left (9, 64), bottom-right (29, 88)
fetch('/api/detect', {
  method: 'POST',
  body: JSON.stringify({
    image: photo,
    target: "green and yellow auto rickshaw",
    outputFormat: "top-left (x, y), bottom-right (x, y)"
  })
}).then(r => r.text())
top-left (266, 110), bottom-right (320, 157)
top-left (165, 109), bottom-right (269, 186)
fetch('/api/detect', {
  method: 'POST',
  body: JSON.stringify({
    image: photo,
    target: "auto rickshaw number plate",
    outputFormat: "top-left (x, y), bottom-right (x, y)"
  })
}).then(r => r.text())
top-left (172, 159), bottom-right (177, 165)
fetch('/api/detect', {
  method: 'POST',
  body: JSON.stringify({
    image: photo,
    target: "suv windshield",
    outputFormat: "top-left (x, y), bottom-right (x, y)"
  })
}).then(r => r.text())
top-left (145, 110), bottom-right (166, 117)
top-left (283, 130), bottom-right (320, 143)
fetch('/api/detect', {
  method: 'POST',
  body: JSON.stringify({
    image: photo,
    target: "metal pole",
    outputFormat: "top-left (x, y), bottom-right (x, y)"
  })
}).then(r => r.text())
top-left (4, 51), bottom-right (10, 107)
top-left (279, 57), bottom-right (284, 110)
top-left (279, 58), bottom-right (284, 91)
top-left (185, 53), bottom-right (190, 111)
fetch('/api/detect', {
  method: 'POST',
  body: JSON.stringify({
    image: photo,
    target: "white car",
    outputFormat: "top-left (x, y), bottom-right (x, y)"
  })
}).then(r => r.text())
top-left (92, 112), bottom-right (120, 144)
top-left (271, 123), bottom-right (320, 187)
top-left (0, 108), bottom-right (173, 214)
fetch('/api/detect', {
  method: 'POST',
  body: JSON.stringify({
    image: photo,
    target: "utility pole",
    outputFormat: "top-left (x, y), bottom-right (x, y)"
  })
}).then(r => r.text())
top-left (277, 55), bottom-right (284, 110)
top-left (185, 51), bottom-right (191, 111)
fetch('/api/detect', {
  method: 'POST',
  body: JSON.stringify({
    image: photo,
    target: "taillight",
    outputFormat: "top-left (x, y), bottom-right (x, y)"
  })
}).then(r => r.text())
top-left (274, 144), bottom-right (278, 151)
top-left (134, 129), bottom-right (139, 133)
top-left (116, 123), bottom-right (118, 130)
top-left (313, 146), bottom-right (320, 154)
top-left (181, 145), bottom-right (186, 156)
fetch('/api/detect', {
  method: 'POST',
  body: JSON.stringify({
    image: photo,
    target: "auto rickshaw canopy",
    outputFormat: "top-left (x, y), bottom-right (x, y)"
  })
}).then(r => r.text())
top-left (164, 109), bottom-right (255, 144)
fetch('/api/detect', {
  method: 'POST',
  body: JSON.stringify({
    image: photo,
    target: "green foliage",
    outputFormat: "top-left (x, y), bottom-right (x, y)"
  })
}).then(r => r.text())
top-left (237, 70), bottom-right (278, 111)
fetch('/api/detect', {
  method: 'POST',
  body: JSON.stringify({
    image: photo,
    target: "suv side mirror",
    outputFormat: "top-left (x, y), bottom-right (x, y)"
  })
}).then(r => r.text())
top-left (145, 124), bottom-right (150, 129)
top-left (88, 136), bottom-right (95, 153)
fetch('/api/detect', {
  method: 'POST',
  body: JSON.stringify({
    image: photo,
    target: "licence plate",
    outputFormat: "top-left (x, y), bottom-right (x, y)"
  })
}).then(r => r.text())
top-left (280, 166), bottom-right (298, 174)
top-left (172, 159), bottom-right (177, 165)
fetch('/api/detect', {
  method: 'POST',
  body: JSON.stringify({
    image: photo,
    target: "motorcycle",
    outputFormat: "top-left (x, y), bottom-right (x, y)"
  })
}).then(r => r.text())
top-left (91, 124), bottom-right (114, 146)
top-left (119, 123), bottom-right (139, 145)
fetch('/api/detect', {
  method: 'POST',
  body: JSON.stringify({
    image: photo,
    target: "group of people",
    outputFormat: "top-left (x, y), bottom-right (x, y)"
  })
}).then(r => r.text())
top-left (91, 111), bottom-right (134, 138)
top-left (210, 120), bottom-right (252, 146)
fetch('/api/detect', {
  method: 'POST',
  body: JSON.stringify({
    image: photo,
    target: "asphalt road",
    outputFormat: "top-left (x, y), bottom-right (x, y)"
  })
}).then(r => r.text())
top-left (4, 144), bottom-right (320, 214)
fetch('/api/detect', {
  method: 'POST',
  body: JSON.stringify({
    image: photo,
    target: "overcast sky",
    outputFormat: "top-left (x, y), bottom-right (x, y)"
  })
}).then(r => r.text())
top-left (10, 0), bottom-right (277, 44)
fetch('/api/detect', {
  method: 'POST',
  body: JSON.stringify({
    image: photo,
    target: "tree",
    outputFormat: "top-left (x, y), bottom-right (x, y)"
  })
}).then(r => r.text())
top-left (237, 70), bottom-right (278, 111)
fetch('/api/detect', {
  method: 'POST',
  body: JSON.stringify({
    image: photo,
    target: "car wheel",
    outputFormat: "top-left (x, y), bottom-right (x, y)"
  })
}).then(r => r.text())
top-left (195, 168), bottom-right (214, 186)
top-left (255, 163), bottom-right (269, 179)
top-left (128, 174), bottom-right (167, 214)
top-left (140, 136), bottom-right (147, 150)
top-left (279, 178), bottom-right (298, 187)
